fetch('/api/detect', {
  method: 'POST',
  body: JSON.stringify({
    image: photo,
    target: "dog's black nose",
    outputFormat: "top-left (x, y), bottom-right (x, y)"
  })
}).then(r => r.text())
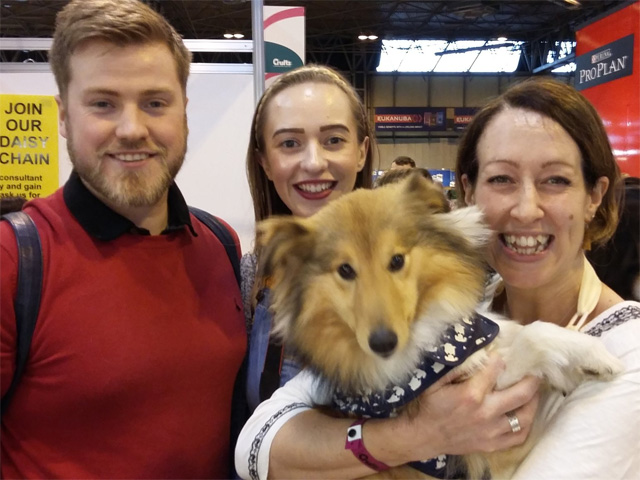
top-left (368, 328), bottom-right (398, 357)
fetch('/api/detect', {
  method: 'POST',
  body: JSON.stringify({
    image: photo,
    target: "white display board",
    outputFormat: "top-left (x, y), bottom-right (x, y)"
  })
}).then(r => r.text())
top-left (0, 64), bottom-right (256, 253)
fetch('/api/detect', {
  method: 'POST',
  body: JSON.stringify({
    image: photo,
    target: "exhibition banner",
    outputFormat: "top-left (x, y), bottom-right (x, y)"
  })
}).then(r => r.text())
top-left (452, 107), bottom-right (478, 132)
top-left (264, 6), bottom-right (305, 86)
top-left (575, 34), bottom-right (634, 91)
top-left (576, 2), bottom-right (639, 176)
top-left (375, 107), bottom-right (478, 132)
top-left (0, 94), bottom-right (59, 200)
top-left (375, 107), bottom-right (446, 132)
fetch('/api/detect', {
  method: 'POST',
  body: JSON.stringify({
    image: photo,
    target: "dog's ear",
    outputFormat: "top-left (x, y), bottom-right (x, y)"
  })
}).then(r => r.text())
top-left (256, 216), bottom-right (316, 280)
top-left (402, 172), bottom-right (450, 214)
top-left (400, 172), bottom-right (492, 250)
top-left (442, 206), bottom-right (492, 249)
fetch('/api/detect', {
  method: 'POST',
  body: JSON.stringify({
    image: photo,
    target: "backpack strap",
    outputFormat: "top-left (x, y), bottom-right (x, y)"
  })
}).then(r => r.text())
top-left (1, 211), bottom-right (43, 416)
top-left (188, 206), bottom-right (241, 288)
top-left (188, 206), bottom-right (247, 478)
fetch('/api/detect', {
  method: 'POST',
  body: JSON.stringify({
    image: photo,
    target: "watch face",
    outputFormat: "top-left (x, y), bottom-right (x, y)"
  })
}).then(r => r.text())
top-left (347, 424), bottom-right (363, 441)
top-left (344, 421), bottom-right (390, 472)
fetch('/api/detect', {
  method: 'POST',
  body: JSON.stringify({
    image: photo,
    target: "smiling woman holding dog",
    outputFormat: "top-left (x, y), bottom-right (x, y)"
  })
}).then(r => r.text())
top-left (456, 78), bottom-right (640, 477)
top-left (235, 65), bottom-right (541, 480)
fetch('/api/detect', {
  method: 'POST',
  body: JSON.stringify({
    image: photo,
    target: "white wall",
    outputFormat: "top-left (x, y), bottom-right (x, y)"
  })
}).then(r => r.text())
top-left (0, 64), bottom-right (256, 253)
top-left (179, 65), bottom-right (255, 253)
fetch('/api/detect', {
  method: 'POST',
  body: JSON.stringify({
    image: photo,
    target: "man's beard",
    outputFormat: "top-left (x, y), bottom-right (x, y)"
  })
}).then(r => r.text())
top-left (67, 123), bottom-right (187, 208)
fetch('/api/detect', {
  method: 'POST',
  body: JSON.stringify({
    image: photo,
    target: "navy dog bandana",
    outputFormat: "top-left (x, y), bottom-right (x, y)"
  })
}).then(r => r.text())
top-left (332, 313), bottom-right (499, 477)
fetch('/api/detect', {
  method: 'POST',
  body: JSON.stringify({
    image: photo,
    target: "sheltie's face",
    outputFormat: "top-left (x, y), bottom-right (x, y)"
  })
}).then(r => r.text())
top-left (258, 174), bottom-right (491, 393)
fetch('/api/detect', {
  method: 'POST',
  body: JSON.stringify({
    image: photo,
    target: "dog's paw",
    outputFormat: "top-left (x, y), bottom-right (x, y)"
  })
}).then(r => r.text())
top-left (496, 321), bottom-right (624, 393)
top-left (573, 341), bottom-right (624, 381)
top-left (553, 342), bottom-right (624, 394)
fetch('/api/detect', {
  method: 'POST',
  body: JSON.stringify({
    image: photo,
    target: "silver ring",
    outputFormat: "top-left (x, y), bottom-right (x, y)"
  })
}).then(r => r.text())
top-left (506, 411), bottom-right (521, 433)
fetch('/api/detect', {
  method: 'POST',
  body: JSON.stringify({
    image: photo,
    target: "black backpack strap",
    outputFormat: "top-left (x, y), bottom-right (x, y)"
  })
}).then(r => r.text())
top-left (1, 211), bottom-right (43, 416)
top-left (187, 206), bottom-right (248, 478)
top-left (188, 206), bottom-right (241, 288)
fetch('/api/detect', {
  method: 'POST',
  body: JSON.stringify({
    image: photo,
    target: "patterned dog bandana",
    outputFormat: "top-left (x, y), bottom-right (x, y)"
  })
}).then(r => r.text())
top-left (331, 312), bottom-right (499, 477)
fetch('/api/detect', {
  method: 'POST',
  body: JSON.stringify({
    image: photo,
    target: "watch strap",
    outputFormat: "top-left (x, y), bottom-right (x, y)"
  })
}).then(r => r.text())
top-left (344, 419), bottom-right (390, 472)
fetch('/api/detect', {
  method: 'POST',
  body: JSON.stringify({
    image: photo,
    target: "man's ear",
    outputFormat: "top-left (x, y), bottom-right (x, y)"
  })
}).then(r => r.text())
top-left (461, 174), bottom-right (474, 205)
top-left (55, 95), bottom-right (68, 139)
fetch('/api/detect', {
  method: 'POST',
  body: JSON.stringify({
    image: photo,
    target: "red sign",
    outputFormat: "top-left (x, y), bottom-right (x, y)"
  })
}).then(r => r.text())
top-left (576, 3), bottom-right (639, 177)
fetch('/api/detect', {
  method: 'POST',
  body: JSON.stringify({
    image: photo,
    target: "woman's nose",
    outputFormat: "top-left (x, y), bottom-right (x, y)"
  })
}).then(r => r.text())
top-left (300, 142), bottom-right (328, 172)
top-left (511, 184), bottom-right (543, 222)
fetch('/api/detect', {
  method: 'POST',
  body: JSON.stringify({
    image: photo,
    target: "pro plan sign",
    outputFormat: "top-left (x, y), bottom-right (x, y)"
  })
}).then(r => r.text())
top-left (575, 34), bottom-right (634, 91)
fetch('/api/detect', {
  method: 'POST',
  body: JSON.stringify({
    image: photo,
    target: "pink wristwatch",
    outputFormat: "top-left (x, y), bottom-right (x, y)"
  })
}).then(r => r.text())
top-left (344, 419), bottom-right (391, 472)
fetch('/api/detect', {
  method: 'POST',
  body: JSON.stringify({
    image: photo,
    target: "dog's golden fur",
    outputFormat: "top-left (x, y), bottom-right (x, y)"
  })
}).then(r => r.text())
top-left (257, 174), bottom-right (623, 479)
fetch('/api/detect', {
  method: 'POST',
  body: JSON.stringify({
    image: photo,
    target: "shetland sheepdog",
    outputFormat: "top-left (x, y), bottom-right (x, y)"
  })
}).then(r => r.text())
top-left (257, 173), bottom-right (623, 479)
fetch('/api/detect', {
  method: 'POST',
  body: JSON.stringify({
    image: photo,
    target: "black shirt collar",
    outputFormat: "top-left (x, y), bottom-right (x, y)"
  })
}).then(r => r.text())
top-left (63, 170), bottom-right (196, 241)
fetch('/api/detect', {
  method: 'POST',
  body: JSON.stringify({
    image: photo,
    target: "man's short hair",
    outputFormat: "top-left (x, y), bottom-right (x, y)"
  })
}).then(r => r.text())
top-left (50, 0), bottom-right (192, 100)
top-left (375, 167), bottom-right (432, 188)
top-left (391, 156), bottom-right (416, 168)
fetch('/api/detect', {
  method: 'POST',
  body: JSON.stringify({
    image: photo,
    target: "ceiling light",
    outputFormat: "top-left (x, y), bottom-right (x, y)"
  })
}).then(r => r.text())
top-left (368, 35), bottom-right (378, 40)
top-left (359, 34), bottom-right (378, 41)
top-left (358, 35), bottom-right (368, 40)
top-left (233, 33), bottom-right (245, 39)
top-left (497, 36), bottom-right (508, 42)
top-left (223, 33), bottom-right (234, 39)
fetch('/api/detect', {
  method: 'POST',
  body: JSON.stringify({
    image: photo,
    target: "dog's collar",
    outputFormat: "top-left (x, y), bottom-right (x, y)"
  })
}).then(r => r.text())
top-left (332, 312), bottom-right (499, 418)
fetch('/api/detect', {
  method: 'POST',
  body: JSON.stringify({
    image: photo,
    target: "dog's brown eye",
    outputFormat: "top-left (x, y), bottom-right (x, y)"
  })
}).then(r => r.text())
top-left (389, 254), bottom-right (404, 272)
top-left (337, 263), bottom-right (357, 280)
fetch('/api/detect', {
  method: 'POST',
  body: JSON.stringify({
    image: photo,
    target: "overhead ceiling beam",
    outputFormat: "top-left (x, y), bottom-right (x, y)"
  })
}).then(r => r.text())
top-left (0, 38), bottom-right (252, 53)
top-left (533, 53), bottom-right (575, 73)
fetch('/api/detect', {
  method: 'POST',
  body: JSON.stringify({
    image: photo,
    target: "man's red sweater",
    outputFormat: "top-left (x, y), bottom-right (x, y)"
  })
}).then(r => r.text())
top-left (1, 184), bottom-right (246, 478)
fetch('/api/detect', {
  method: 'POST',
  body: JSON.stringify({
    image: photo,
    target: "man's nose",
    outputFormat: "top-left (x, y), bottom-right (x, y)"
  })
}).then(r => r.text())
top-left (115, 105), bottom-right (148, 141)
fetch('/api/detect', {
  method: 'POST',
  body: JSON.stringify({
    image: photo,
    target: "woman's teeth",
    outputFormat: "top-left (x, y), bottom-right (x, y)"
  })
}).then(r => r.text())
top-left (503, 234), bottom-right (550, 254)
top-left (297, 182), bottom-right (332, 193)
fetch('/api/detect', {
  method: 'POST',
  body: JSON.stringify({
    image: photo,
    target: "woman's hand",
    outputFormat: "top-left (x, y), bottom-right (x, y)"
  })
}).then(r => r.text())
top-left (384, 355), bottom-right (541, 463)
